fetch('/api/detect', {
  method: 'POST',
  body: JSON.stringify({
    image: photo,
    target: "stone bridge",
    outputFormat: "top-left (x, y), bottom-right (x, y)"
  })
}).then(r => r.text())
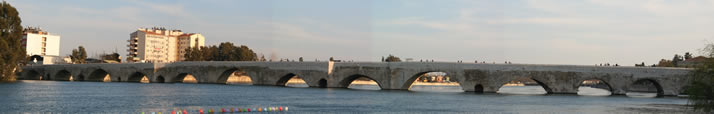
top-left (19, 62), bottom-right (692, 96)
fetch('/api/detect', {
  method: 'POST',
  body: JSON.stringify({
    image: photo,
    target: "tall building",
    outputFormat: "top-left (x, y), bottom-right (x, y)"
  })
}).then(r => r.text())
top-left (22, 27), bottom-right (61, 64)
top-left (127, 27), bottom-right (205, 63)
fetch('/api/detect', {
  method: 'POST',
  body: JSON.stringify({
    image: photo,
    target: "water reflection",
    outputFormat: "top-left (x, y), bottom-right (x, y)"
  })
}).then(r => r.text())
top-left (0, 80), bottom-right (690, 113)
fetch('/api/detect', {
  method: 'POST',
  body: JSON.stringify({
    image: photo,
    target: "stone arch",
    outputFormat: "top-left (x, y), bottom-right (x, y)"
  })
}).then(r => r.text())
top-left (75, 75), bottom-right (85, 81)
top-left (318, 78), bottom-right (327, 88)
top-left (127, 72), bottom-right (148, 82)
top-left (338, 74), bottom-right (383, 89)
top-left (276, 73), bottom-right (299, 86)
top-left (172, 73), bottom-right (198, 83)
top-left (154, 75), bottom-right (165, 83)
top-left (400, 71), bottom-right (461, 89)
top-left (24, 70), bottom-right (42, 80)
top-left (216, 68), bottom-right (255, 84)
top-left (474, 84), bottom-right (484, 93)
top-left (497, 77), bottom-right (553, 94)
top-left (576, 78), bottom-right (614, 92)
top-left (88, 69), bottom-right (111, 82)
top-left (629, 78), bottom-right (664, 97)
top-left (54, 70), bottom-right (72, 81)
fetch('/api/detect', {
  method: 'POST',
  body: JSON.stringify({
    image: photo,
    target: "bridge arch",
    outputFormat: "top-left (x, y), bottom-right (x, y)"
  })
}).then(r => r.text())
top-left (276, 73), bottom-right (308, 87)
top-left (339, 74), bottom-right (383, 89)
top-left (497, 77), bottom-right (553, 94)
top-left (154, 75), bottom-right (165, 83)
top-left (24, 70), bottom-right (42, 80)
top-left (88, 69), bottom-right (112, 82)
top-left (173, 73), bottom-right (199, 83)
top-left (576, 78), bottom-right (613, 96)
top-left (55, 70), bottom-right (72, 81)
top-left (74, 74), bottom-right (85, 81)
top-left (318, 78), bottom-right (327, 88)
top-left (217, 68), bottom-right (255, 84)
top-left (127, 72), bottom-right (149, 83)
top-left (628, 78), bottom-right (664, 97)
top-left (402, 71), bottom-right (464, 92)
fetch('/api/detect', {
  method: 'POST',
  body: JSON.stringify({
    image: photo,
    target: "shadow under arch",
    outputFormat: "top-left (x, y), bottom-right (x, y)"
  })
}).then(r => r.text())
top-left (628, 78), bottom-right (664, 97)
top-left (318, 78), bottom-right (327, 88)
top-left (216, 68), bottom-right (253, 84)
top-left (24, 70), bottom-right (42, 80)
top-left (276, 73), bottom-right (300, 86)
top-left (88, 69), bottom-right (111, 82)
top-left (172, 73), bottom-right (198, 83)
top-left (155, 75), bottom-right (165, 83)
top-left (55, 70), bottom-right (72, 81)
top-left (497, 77), bottom-right (553, 94)
top-left (474, 84), bottom-right (484, 93)
top-left (339, 74), bottom-right (383, 89)
top-left (127, 72), bottom-right (148, 82)
top-left (75, 75), bottom-right (85, 81)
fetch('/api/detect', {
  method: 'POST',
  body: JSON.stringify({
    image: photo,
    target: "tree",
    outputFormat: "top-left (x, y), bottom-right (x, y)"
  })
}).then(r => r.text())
top-left (0, 1), bottom-right (24, 81)
top-left (687, 43), bottom-right (714, 112)
top-left (70, 46), bottom-right (87, 64)
top-left (687, 58), bottom-right (714, 112)
top-left (657, 59), bottom-right (674, 67)
top-left (329, 57), bottom-right (334, 61)
top-left (673, 54), bottom-right (684, 67)
top-left (182, 42), bottom-right (257, 61)
top-left (299, 57), bottom-right (303, 62)
top-left (685, 52), bottom-right (693, 60)
top-left (385, 54), bottom-right (401, 62)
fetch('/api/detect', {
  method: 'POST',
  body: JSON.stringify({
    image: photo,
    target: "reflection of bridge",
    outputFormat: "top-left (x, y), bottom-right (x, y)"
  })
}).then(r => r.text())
top-left (20, 62), bottom-right (691, 96)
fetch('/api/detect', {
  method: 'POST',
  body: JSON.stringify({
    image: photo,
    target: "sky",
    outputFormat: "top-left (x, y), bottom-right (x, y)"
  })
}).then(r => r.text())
top-left (7, 0), bottom-right (714, 65)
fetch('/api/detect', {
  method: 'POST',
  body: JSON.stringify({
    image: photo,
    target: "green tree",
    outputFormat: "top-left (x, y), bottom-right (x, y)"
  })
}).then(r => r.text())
top-left (685, 52), bottom-right (693, 60)
top-left (299, 57), bottom-right (303, 62)
top-left (673, 54), bottom-right (684, 67)
top-left (0, 1), bottom-right (24, 82)
top-left (385, 54), bottom-right (401, 62)
top-left (687, 43), bottom-right (714, 112)
top-left (182, 42), bottom-right (256, 61)
top-left (70, 46), bottom-right (87, 64)
top-left (686, 58), bottom-right (714, 112)
top-left (237, 45), bottom-right (257, 61)
top-left (329, 57), bottom-right (334, 61)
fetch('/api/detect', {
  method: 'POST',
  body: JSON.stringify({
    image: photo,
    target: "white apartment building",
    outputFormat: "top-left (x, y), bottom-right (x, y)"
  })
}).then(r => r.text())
top-left (127, 27), bottom-right (205, 63)
top-left (22, 27), bottom-right (61, 64)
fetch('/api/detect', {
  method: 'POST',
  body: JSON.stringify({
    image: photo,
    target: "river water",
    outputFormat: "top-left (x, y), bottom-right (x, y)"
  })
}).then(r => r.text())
top-left (0, 80), bottom-right (693, 113)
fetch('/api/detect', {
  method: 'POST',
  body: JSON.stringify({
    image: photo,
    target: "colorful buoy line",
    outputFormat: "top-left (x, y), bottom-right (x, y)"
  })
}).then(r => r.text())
top-left (140, 106), bottom-right (289, 114)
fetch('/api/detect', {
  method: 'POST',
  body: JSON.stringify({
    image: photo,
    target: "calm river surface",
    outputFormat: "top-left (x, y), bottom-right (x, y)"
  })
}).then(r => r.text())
top-left (0, 80), bottom-right (693, 113)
